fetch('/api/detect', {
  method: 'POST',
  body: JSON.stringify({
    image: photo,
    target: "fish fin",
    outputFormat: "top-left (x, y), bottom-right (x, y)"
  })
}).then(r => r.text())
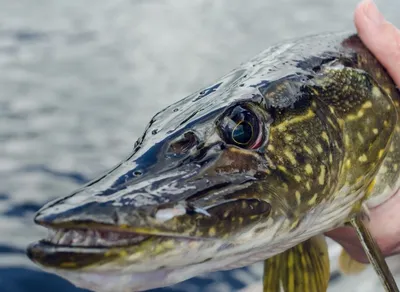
top-left (338, 248), bottom-right (368, 275)
top-left (262, 235), bottom-right (330, 292)
top-left (350, 214), bottom-right (399, 292)
top-left (263, 253), bottom-right (281, 292)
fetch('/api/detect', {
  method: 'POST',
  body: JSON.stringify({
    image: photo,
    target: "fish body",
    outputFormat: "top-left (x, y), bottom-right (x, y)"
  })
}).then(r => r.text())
top-left (27, 32), bottom-right (400, 291)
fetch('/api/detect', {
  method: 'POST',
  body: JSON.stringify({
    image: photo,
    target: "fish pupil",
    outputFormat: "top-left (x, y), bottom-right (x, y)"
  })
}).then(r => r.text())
top-left (220, 105), bottom-right (260, 148)
top-left (232, 121), bottom-right (253, 145)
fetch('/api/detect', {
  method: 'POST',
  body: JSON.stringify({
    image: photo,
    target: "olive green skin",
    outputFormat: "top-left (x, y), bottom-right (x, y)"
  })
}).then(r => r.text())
top-left (27, 32), bottom-right (400, 292)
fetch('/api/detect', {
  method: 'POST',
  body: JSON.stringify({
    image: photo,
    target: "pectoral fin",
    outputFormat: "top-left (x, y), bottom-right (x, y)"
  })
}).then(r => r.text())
top-left (338, 248), bottom-right (368, 275)
top-left (350, 214), bottom-right (399, 292)
top-left (263, 235), bottom-right (330, 292)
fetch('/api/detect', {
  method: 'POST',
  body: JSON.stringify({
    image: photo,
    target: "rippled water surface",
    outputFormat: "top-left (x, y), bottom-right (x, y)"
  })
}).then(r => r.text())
top-left (1, 0), bottom-right (400, 291)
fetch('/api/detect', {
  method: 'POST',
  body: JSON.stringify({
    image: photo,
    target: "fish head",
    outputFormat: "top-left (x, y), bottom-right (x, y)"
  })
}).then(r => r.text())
top-left (27, 35), bottom-right (347, 292)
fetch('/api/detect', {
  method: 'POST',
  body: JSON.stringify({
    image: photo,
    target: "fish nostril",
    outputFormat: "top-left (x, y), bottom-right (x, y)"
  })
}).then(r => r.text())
top-left (134, 170), bottom-right (143, 176)
top-left (167, 132), bottom-right (199, 156)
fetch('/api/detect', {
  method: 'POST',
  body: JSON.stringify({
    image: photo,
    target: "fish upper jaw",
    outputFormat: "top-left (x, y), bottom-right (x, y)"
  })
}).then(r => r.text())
top-left (32, 164), bottom-right (259, 235)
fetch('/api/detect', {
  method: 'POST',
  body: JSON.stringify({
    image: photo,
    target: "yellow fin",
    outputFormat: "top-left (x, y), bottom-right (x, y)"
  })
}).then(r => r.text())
top-left (338, 248), bottom-right (368, 275)
top-left (263, 252), bottom-right (281, 292)
top-left (263, 235), bottom-right (330, 292)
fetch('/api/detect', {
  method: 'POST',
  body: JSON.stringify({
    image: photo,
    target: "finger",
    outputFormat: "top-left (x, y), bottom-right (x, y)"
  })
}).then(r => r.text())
top-left (326, 227), bottom-right (369, 263)
top-left (326, 189), bottom-right (400, 261)
top-left (354, 0), bottom-right (400, 86)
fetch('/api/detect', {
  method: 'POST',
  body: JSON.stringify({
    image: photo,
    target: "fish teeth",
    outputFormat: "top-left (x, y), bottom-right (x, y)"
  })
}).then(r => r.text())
top-left (94, 230), bottom-right (109, 246)
top-left (49, 229), bottom-right (65, 244)
top-left (108, 232), bottom-right (120, 241)
top-left (58, 230), bottom-right (73, 245)
top-left (70, 230), bottom-right (85, 246)
top-left (82, 234), bottom-right (94, 246)
top-left (46, 228), bottom-right (148, 247)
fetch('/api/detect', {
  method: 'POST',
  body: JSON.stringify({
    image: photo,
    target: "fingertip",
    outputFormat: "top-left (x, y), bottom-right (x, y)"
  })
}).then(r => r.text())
top-left (354, 0), bottom-right (368, 23)
top-left (354, 0), bottom-right (383, 33)
top-left (353, 0), bottom-right (400, 86)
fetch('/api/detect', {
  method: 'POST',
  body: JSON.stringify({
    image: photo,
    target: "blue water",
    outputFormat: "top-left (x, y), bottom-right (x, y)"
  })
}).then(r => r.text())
top-left (1, 0), bottom-right (399, 291)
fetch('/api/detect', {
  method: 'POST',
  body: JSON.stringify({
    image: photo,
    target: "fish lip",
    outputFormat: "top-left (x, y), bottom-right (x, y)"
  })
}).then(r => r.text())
top-left (26, 225), bottom-right (203, 270)
top-left (30, 224), bottom-right (205, 250)
top-left (26, 225), bottom-right (152, 265)
top-left (26, 239), bottom-right (114, 270)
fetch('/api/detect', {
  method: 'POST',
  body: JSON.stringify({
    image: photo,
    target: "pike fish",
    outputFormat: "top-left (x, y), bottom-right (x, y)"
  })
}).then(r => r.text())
top-left (27, 32), bottom-right (400, 292)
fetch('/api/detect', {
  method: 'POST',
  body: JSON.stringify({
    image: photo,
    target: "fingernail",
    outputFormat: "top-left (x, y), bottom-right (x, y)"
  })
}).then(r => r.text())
top-left (364, 0), bottom-right (384, 25)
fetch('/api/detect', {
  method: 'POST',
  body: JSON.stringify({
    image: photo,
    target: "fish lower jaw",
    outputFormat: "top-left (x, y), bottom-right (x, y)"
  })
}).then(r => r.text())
top-left (50, 268), bottom-right (173, 292)
top-left (44, 228), bottom-right (149, 248)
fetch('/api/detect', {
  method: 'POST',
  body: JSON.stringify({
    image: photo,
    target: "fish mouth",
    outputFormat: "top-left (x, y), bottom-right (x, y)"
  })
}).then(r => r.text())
top-left (27, 174), bottom-right (269, 270)
top-left (27, 225), bottom-right (199, 270)
top-left (27, 139), bottom-right (268, 271)
top-left (38, 227), bottom-right (151, 248)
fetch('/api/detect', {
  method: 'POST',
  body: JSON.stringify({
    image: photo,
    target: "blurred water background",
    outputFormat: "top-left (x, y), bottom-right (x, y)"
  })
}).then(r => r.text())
top-left (1, 0), bottom-right (400, 291)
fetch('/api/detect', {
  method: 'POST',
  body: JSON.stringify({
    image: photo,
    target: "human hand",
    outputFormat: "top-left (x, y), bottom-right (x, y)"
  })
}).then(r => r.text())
top-left (326, 0), bottom-right (400, 263)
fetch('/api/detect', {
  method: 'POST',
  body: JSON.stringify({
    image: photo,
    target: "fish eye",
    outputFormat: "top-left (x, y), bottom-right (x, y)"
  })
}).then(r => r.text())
top-left (220, 105), bottom-right (263, 149)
